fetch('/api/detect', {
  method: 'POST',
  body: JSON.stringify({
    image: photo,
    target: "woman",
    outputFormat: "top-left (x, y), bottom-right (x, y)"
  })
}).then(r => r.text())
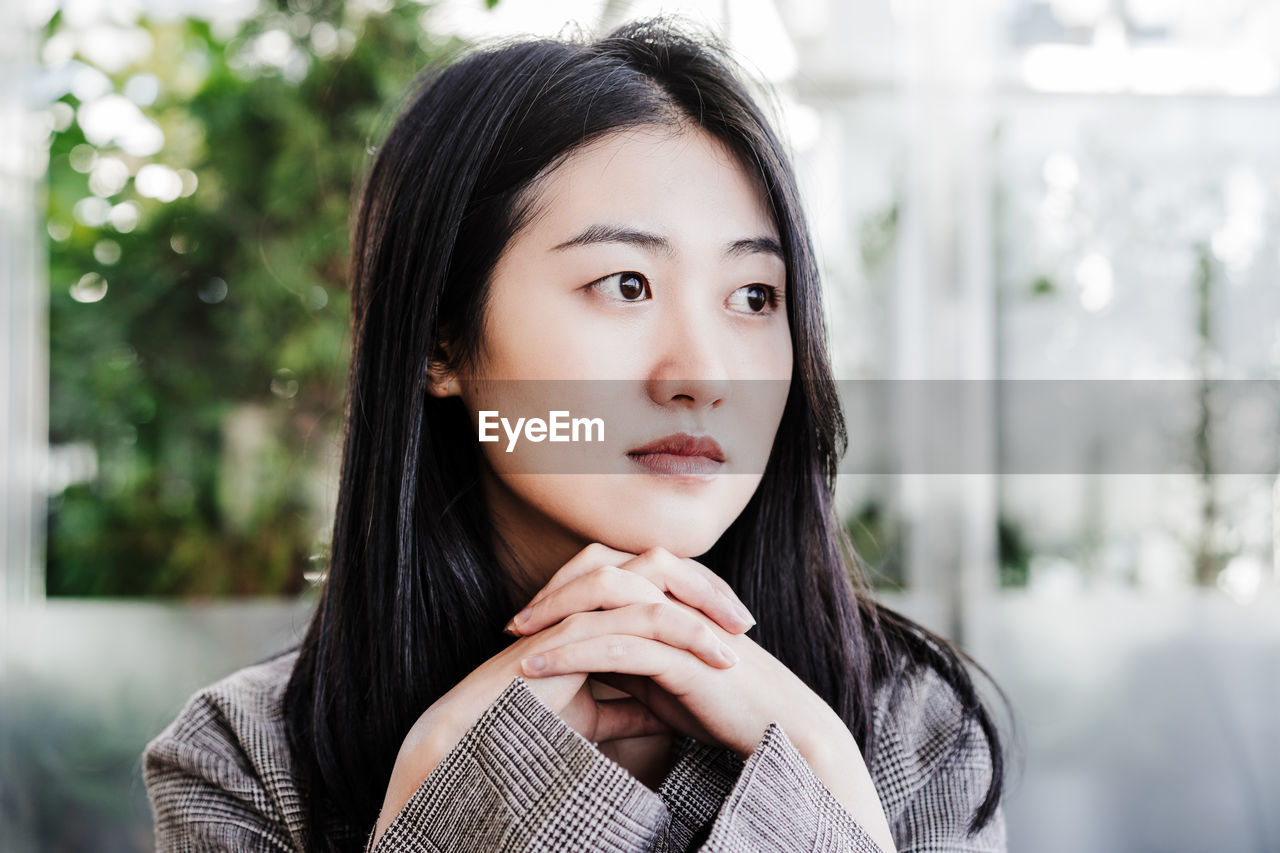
top-left (144, 17), bottom-right (1008, 853)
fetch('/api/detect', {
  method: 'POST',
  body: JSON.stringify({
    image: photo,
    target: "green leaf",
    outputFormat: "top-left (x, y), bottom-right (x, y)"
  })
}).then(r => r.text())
top-left (43, 3), bottom-right (472, 598)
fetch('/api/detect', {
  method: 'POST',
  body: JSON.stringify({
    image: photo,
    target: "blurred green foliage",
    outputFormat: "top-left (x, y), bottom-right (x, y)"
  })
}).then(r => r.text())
top-left (44, 2), bottom-right (470, 596)
top-left (846, 501), bottom-right (905, 590)
top-left (997, 516), bottom-right (1031, 587)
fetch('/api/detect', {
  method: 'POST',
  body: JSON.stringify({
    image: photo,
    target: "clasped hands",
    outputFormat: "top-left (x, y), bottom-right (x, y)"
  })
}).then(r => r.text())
top-left (375, 542), bottom-right (896, 852)
top-left (500, 542), bottom-right (820, 762)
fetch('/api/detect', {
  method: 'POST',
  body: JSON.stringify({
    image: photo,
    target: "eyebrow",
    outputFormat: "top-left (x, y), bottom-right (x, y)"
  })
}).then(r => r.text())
top-left (551, 223), bottom-right (785, 262)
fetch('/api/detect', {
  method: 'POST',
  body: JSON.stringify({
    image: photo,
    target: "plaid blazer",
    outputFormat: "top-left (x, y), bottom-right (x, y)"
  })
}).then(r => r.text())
top-left (143, 649), bottom-right (1005, 852)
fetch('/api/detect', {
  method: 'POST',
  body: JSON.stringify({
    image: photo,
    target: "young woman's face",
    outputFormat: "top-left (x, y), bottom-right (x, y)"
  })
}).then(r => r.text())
top-left (437, 123), bottom-right (793, 587)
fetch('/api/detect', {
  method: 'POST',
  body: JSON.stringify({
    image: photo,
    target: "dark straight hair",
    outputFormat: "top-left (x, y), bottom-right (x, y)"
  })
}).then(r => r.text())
top-left (283, 17), bottom-right (1007, 852)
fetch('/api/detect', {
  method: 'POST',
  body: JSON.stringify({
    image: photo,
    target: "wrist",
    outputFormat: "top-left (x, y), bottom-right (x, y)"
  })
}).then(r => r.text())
top-left (784, 707), bottom-right (895, 852)
top-left (389, 707), bottom-right (467, 796)
top-left (414, 711), bottom-right (468, 775)
top-left (375, 717), bottom-right (463, 848)
top-left (771, 687), bottom-right (848, 756)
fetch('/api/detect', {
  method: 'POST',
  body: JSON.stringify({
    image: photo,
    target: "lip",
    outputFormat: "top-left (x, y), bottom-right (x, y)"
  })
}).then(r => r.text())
top-left (627, 432), bottom-right (726, 461)
top-left (626, 432), bottom-right (725, 477)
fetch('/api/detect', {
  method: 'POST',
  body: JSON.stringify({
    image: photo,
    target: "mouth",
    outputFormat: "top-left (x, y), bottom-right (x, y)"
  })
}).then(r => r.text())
top-left (626, 432), bottom-right (725, 477)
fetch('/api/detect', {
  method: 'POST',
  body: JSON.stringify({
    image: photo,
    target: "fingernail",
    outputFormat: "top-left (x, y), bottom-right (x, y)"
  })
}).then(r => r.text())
top-left (503, 619), bottom-right (518, 635)
top-left (522, 655), bottom-right (547, 673)
top-left (514, 608), bottom-right (531, 625)
top-left (734, 603), bottom-right (756, 627)
top-left (718, 642), bottom-right (739, 665)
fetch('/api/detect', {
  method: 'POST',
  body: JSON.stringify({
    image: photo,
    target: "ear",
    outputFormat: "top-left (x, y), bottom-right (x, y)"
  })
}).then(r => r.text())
top-left (426, 362), bottom-right (459, 398)
top-left (425, 335), bottom-right (461, 398)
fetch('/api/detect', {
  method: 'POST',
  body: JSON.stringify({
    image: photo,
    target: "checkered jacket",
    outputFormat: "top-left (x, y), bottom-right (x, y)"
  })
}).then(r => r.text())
top-left (143, 649), bottom-right (1005, 852)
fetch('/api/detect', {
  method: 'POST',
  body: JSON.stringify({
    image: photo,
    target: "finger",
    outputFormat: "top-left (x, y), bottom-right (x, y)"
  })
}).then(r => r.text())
top-left (520, 634), bottom-right (712, 691)
top-left (546, 602), bottom-right (739, 669)
top-left (619, 547), bottom-right (755, 634)
top-left (592, 697), bottom-right (673, 743)
top-left (525, 542), bottom-right (635, 610)
top-left (591, 672), bottom-right (720, 750)
top-left (507, 545), bottom-right (755, 637)
top-left (591, 672), bottom-right (657, 706)
top-left (511, 564), bottom-right (666, 636)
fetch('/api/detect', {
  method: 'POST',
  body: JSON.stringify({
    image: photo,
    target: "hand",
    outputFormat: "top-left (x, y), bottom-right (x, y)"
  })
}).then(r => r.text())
top-left (514, 546), bottom-right (898, 852)
top-left (506, 542), bottom-right (756, 636)
top-left (494, 542), bottom-right (757, 742)
top-left (372, 543), bottom-right (754, 848)
top-left (512, 549), bottom-right (826, 759)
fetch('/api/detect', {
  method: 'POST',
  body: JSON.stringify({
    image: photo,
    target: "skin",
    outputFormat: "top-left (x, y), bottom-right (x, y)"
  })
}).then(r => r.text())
top-left (444, 121), bottom-right (793, 593)
top-left (372, 124), bottom-right (896, 852)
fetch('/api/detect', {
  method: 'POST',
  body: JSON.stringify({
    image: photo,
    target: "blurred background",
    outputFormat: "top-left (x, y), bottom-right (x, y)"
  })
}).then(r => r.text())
top-left (3, 0), bottom-right (1279, 850)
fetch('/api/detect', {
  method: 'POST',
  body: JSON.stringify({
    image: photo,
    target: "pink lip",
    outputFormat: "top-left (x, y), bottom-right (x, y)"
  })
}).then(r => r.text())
top-left (626, 432), bottom-right (725, 477)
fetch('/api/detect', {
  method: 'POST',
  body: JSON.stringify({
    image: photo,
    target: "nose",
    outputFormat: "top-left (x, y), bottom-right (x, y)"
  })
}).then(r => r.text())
top-left (644, 297), bottom-right (732, 411)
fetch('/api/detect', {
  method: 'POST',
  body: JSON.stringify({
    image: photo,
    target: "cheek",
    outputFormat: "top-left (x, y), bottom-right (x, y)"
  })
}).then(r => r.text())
top-left (764, 322), bottom-right (794, 381)
top-left (480, 279), bottom-right (610, 380)
top-left (726, 314), bottom-right (792, 386)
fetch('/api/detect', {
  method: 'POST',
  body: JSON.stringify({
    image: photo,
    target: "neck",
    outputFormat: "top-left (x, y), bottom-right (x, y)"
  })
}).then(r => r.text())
top-left (481, 466), bottom-right (590, 607)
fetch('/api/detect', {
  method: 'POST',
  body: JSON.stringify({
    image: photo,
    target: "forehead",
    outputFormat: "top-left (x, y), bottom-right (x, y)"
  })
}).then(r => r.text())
top-left (515, 123), bottom-right (779, 248)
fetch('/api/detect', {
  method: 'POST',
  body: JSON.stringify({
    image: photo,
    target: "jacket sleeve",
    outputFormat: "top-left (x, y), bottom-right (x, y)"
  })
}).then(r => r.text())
top-left (364, 675), bottom-right (671, 853)
top-left (143, 706), bottom-right (296, 852)
top-left (691, 667), bottom-right (1006, 853)
top-left (695, 721), bottom-right (887, 853)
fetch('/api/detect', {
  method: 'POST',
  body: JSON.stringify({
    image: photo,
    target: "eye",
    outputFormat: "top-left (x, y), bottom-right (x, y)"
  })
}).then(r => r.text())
top-left (727, 283), bottom-right (781, 315)
top-left (590, 271), bottom-right (651, 302)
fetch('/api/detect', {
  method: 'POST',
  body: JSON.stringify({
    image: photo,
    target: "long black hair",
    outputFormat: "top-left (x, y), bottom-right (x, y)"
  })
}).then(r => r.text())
top-left (283, 16), bottom-right (1008, 851)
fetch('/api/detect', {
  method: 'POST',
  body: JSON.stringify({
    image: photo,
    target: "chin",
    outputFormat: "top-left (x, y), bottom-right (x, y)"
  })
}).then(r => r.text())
top-left (583, 518), bottom-right (725, 561)
top-left (574, 479), bottom-right (751, 560)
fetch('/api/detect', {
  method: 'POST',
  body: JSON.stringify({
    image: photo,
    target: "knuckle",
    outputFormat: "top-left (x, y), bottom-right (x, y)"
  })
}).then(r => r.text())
top-left (628, 566), bottom-right (663, 595)
top-left (646, 545), bottom-right (672, 562)
top-left (605, 637), bottom-right (628, 660)
top-left (644, 601), bottom-right (669, 625)
top-left (593, 564), bottom-right (622, 587)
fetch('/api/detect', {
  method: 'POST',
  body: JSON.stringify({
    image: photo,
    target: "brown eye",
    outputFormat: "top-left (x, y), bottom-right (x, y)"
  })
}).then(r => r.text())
top-left (728, 283), bottom-right (779, 314)
top-left (592, 271), bottom-right (651, 302)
